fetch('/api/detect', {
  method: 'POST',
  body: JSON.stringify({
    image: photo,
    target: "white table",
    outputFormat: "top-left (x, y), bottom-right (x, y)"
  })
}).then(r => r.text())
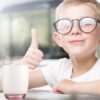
top-left (25, 90), bottom-right (100, 100)
top-left (1, 90), bottom-right (100, 100)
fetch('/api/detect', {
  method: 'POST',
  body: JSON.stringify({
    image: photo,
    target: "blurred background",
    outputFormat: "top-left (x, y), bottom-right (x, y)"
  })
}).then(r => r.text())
top-left (0, 0), bottom-right (69, 64)
top-left (0, 0), bottom-right (99, 64)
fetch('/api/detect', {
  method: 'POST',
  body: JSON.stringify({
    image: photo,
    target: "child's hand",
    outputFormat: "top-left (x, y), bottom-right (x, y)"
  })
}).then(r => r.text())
top-left (53, 79), bottom-right (76, 94)
top-left (21, 29), bottom-right (43, 69)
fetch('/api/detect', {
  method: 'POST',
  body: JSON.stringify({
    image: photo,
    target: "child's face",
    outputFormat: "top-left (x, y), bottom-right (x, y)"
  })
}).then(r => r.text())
top-left (53, 4), bottom-right (100, 58)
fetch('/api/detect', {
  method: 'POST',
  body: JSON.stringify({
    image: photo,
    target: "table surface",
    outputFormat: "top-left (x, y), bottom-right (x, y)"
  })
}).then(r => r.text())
top-left (1, 89), bottom-right (100, 100)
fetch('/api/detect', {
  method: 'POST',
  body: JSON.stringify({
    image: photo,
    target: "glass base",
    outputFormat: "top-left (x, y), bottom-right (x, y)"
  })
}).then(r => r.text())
top-left (4, 94), bottom-right (26, 100)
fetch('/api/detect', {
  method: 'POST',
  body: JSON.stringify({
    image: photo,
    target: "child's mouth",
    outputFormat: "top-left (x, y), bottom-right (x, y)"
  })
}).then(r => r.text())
top-left (69, 40), bottom-right (84, 45)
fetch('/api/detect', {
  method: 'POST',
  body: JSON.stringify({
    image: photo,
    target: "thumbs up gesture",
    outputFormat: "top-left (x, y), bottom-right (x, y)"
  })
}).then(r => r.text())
top-left (21, 29), bottom-right (43, 69)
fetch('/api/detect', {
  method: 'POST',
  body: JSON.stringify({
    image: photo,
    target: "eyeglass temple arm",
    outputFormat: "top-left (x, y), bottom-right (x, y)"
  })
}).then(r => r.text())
top-left (98, 20), bottom-right (100, 23)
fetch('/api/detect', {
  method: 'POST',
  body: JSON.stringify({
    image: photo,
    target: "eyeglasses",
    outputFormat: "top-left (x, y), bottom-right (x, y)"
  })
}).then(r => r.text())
top-left (53, 17), bottom-right (100, 35)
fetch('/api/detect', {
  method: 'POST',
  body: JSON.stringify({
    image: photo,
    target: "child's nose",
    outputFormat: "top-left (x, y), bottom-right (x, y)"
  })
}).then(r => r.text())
top-left (70, 21), bottom-right (81, 35)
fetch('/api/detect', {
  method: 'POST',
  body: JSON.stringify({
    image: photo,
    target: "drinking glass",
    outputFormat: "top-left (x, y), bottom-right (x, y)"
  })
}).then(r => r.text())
top-left (2, 63), bottom-right (29, 100)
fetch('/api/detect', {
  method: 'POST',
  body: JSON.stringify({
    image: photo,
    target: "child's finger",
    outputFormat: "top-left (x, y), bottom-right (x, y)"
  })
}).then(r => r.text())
top-left (31, 29), bottom-right (38, 48)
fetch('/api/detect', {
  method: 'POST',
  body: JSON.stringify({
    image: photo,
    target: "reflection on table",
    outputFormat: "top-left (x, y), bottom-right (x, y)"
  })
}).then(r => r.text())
top-left (25, 89), bottom-right (100, 100)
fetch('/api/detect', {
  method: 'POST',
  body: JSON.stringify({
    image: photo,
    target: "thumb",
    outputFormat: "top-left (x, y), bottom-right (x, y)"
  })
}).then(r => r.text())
top-left (31, 29), bottom-right (38, 48)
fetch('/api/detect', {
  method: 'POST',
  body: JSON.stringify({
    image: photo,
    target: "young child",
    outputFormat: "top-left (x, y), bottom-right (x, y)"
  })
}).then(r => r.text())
top-left (1, 0), bottom-right (100, 95)
top-left (22, 0), bottom-right (100, 95)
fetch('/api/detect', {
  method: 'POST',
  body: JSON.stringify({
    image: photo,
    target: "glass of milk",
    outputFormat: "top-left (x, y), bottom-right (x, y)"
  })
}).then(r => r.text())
top-left (2, 63), bottom-right (29, 99)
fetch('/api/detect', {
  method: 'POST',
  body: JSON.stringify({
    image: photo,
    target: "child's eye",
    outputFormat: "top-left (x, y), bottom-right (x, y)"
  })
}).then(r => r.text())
top-left (57, 20), bottom-right (71, 29)
top-left (81, 23), bottom-right (92, 27)
top-left (80, 18), bottom-right (96, 27)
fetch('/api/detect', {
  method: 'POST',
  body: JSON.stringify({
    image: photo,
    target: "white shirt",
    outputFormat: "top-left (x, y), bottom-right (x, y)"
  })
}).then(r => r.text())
top-left (40, 58), bottom-right (100, 87)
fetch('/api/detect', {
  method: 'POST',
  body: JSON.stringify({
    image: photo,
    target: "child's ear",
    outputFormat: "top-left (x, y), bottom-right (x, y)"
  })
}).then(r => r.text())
top-left (53, 32), bottom-right (62, 47)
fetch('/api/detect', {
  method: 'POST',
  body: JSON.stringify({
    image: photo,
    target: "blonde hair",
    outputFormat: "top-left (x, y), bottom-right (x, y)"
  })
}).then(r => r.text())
top-left (56, 0), bottom-right (100, 20)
